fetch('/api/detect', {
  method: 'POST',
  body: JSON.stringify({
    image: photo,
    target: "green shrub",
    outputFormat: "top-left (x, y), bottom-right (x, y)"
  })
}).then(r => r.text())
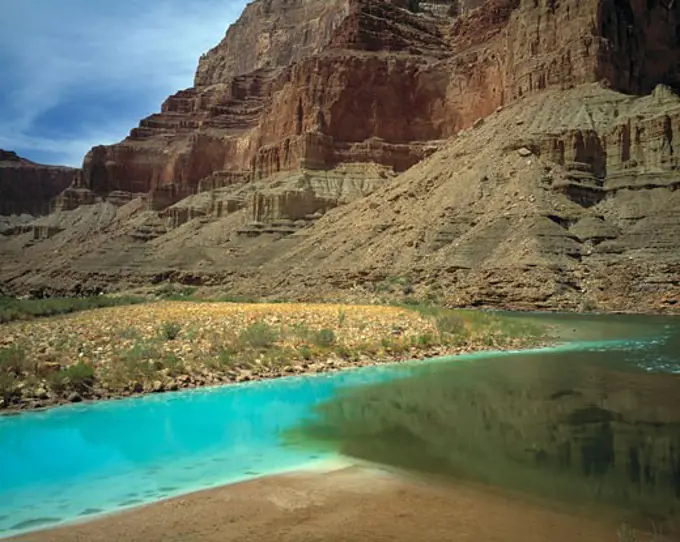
top-left (0, 373), bottom-right (19, 403)
top-left (0, 345), bottom-right (33, 376)
top-left (436, 313), bottom-right (466, 335)
top-left (581, 298), bottom-right (598, 312)
top-left (160, 321), bottom-right (182, 341)
top-left (239, 322), bottom-right (278, 348)
top-left (156, 284), bottom-right (197, 300)
top-left (298, 345), bottom-right (313, 361)
top-left (417, 333), bottom-right (435, 347)
top-left (47, 361), bottom-right (95, 394)
top-left (121, 342), bottom-right (160, 363)
top-left (313, 329), bottom-right (336, 347)
top-left (158, 353), bottom-right (185, 376)
top-left (206, 348), bottom-right (238, 371)
top-left (290, 322), bottom-right (312, 340)
top-left (63, 361), bottom-right (95, 390)
top-left (184, 327), bottom-right (199, 341)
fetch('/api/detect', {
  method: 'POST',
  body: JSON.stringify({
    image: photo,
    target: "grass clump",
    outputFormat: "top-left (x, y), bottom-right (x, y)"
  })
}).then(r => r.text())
top-left (298, 345), bottom-right (313, 361)
top-left (159, 354), bottom-right (185, 376)
top-left (239, 322), bottom-right (278, 349)
top-left (0, 373), bottom-right (20, 404)
top-left (0, 344), bottom-right (31, 376)
top-left (47, 361), bottom-right (95, 394)
top-left (376, 276), bottom-right (413, 295)
top-left (121, 342), bottom-right (160, 364)
top-left (155, 284), bottom-right (198, 300)
top-left (159, 321), bottom-right (182, 341)
top-left (313, 329), bottom-right (336, 347)
top-left (206, 347), bottom-right (238, 372)
top-left (435, 313), bottom-right (466, 336)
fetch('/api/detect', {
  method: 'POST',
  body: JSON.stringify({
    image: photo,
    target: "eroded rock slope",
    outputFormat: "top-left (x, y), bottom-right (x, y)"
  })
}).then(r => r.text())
top-left (1, 0), bottom-right (679, 312)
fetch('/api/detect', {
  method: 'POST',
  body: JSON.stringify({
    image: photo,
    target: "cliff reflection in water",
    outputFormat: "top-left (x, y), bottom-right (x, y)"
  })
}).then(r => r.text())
top-left (288, 320), bottom-right (680, 533)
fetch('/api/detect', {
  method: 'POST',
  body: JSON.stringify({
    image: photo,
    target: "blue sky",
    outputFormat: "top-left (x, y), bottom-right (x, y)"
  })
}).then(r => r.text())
top-left (0, 0), bottom-right (247, 167)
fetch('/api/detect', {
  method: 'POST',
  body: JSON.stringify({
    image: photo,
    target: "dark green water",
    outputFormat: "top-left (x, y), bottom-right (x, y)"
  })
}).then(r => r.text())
top-left (288, 312), bottom-right (680, 537)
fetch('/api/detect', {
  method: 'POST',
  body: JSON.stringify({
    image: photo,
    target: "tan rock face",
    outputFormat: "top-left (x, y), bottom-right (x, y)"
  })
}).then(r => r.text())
top-left (0, 151), bottom-right (75, 216)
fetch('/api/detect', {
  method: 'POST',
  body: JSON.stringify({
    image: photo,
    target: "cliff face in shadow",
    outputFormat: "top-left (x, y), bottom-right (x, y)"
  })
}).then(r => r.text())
top-left (0, 151), bottom-right (75, 217)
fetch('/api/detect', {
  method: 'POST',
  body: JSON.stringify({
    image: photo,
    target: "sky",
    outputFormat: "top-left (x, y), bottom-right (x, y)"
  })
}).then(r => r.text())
top-left (0, 0), bottom-right (247, 167)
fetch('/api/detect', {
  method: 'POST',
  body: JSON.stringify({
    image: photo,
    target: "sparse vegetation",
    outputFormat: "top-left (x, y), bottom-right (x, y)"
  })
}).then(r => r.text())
top-left (155, 284), bottom-right (198, 300)
top-left (161, 353), bottom-right (185, 376)
top-left (159, 321), bottom-right (182, 341)
top-left (0, 300), bottom-right (549, 410)
top-left (313, 328), bottom-right (336, 347)
top-left (435, 313), bottom-right (466, 336)
top-left (239, 321), bottom-right (278, 348)
top-left (47, 361), bottom-right (95, 395)
top-left (0, 295), bottom-right (145, 324)
top-left (0, 344), bottom-right (31, 376)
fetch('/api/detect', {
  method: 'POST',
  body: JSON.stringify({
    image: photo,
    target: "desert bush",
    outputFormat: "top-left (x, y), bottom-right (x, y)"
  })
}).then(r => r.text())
top-left (239, 322), bottom-right (278, 348)
top-left (159, 321), bottom-right (182, 341)
top-left (313, 328), bottom-right (336, 347)
top-left (206, 347), bottom-right (238, 371)
top-left (435, 313), bottom-right (466, 336)
top-left (155, 284), bottom-right (197, 300)
top-left (0, 373), bottom-right (20, 404)
top-left (417, 333), bottom-right (435, 347)
top-left (0, 345), bottom-right (37, 376)
top-left (159, 353), bottom-right (185, 376)
top-left (47, 361), bottom-right (95, 394)
top-left (581, 298), bottom-right (598, 312)
top-left (298, 345), bottom-right (313, 360)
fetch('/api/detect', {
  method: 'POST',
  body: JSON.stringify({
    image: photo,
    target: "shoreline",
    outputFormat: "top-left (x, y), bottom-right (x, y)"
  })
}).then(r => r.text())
top-left (1, 338), bottom-right (549, 415)
top-left (7, 464), bottom-right (624, 542)
top-left (1, 457), bottom-right (354, 540)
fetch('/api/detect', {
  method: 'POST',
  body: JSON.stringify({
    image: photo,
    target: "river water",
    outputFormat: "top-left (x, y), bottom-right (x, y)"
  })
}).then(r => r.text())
top-left (290, 312), bottom-right (680, 537)
top-left (0, 312), bottom-right (678, 538)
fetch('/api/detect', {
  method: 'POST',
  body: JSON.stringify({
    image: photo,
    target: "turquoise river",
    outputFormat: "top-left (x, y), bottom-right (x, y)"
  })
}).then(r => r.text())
top-left (0, 312), bottom-right (679, 538)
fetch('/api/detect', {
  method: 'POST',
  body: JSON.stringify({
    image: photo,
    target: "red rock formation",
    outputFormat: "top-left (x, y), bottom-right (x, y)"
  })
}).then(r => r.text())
top-left (72, 0), bottom-right (680, 212)
top-left (3, 0), bottom-right (680, 311)
top-left (0, 151), bottom-right (75, 216)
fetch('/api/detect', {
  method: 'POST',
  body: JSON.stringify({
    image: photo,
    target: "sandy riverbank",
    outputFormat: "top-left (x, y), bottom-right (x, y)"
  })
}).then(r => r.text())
top-left (9, 465), bottom-right (625, 542)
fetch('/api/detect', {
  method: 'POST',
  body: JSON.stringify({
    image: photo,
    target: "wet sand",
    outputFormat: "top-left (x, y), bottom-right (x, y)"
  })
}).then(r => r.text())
top-left (11, 465), bottom-right (623, 542)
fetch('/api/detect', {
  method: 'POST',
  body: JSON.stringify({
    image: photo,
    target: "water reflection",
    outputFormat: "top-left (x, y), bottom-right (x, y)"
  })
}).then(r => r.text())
top-left (289, 315), bottom-right (680, 536)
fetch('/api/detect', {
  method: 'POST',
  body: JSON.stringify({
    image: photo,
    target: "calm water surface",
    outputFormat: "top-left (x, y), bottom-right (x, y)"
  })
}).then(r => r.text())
top-left (291, 312), bottom-right (680, 537)
top-left (0, 312), bottom-right (678, 538)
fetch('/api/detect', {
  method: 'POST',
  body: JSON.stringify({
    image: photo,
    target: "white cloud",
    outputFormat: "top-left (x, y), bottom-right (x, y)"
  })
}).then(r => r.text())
top-left (0, 0), bottom-right (247, 167)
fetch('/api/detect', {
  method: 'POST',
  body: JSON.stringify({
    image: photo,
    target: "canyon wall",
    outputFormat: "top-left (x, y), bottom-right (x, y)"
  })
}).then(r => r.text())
top-left (71, 0), bottom-right (680, 217)
top-left (1, 0), bottom-right (679, 311)
top-left (0, 151), bottom-right (75, 216)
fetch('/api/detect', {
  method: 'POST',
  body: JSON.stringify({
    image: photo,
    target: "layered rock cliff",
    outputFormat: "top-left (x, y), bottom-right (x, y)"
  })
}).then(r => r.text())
top-left (0, 151), bottom-right (75, 217)
top-left (71, 0), bottom-right (680, 209)
top-left (1, 0), bottom-right (679, 312)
